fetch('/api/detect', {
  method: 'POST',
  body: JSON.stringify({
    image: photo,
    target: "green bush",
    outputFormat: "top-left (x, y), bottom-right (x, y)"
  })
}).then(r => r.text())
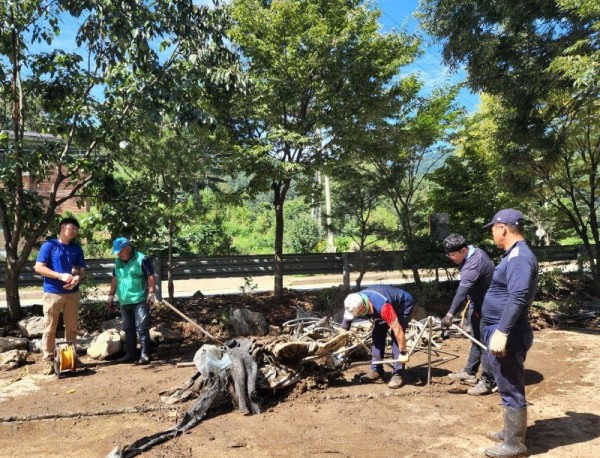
top-left (535, 269), bottom-right (587, 313)
top-left (408, 281), bottom-right (456, 318)
top-left (537, 268), bottom-right (565, 300)
top-left (79, 300), bottom-right (114, 331)
top-left (285, 213), bottom-right (321, 253)
top-left (239, 276), bottom-right (258, 295)
top-left (333, 236), bottom-right (352, 252)
top-left (311, 287), bottom-right (342, 317)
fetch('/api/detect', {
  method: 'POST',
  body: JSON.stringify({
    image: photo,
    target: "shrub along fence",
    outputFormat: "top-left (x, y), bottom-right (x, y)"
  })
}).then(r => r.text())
top-left (0, 244), bottom-right (587, 293)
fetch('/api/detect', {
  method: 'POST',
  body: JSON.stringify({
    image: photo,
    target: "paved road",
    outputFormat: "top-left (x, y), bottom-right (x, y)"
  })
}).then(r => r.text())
top-left (0, 270), bottom-right (426, 308)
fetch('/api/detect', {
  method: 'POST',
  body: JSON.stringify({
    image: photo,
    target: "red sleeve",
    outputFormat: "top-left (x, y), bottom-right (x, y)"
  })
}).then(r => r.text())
top-left (380, 303), bottom-right (399, 327)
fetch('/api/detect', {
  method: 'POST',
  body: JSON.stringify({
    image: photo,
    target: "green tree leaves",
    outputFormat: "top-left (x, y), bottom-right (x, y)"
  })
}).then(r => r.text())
top-left (227, 0), bottom-right (422, 297)
top-left (420, 0), bottom-right (600, 291)
top-left (0, 0), bottom-right (235, 318)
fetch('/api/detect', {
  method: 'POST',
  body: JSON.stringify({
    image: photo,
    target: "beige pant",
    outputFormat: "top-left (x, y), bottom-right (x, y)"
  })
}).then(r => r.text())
top-left (42, 292), bottom-right (80, 361)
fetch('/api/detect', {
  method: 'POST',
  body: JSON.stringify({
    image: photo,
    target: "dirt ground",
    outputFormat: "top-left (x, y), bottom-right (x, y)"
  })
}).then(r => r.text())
top-left (0, 326), bottom-right (599, 457)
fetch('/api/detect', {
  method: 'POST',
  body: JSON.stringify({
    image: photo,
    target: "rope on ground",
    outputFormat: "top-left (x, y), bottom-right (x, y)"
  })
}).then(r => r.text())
top-left (0, 365), bottom-right (49, 389)
top-left (0, 405), bottom-right (164, 423)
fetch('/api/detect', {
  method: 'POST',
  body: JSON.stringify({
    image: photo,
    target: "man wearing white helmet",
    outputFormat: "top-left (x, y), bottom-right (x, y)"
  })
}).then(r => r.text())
top-left (341, 285), bottom-right (414, 389)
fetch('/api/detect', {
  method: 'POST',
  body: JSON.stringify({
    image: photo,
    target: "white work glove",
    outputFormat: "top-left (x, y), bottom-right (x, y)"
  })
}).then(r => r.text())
top-left (146, 293), bottom-right (156, 305)
top-left (489, 330), bottom-right (508, 357)
top-left (396, 351), bottom-right (409, 364)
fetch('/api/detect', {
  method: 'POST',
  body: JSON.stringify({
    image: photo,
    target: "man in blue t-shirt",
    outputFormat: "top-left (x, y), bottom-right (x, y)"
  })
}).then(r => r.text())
top-left (34, 217), bottom-right (86, 375)
top-left (441, 234), bottom-right (495, 395)
top-left (340, 285), bottom-right (414, 389)
top-left (481, 209), bottom-right (538, 458)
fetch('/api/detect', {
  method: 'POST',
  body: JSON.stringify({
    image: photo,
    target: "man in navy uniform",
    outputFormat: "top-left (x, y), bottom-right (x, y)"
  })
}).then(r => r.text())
top-left (481, 209), bottom-right (538, 458)
top-left (441, 234), bottom-right (495, 395)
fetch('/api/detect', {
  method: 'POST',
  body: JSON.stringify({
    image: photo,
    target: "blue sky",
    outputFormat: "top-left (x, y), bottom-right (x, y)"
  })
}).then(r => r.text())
top-left (376, 0), bottom-right (480, 112)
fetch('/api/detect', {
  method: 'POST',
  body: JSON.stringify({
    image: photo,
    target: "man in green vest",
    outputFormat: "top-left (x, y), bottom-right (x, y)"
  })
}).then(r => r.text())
top-left (107, 237), bottom-right (156, 364)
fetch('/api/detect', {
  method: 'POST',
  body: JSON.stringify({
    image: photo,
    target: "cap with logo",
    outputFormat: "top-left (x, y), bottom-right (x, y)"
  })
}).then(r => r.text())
top-left (483, 208), bottom-right (525, 229)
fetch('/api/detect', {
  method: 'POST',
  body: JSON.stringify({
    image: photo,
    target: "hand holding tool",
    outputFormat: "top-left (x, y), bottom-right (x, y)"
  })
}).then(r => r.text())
top-left (396, 351), bottom-right (409, 363)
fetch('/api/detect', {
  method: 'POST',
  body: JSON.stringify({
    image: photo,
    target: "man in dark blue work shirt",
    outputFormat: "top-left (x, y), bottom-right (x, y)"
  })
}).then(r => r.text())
top-left (441, 234), bottom-right (495, 395)
top-left (341, 285), bottom-right (414, 389)
top-left (481, 209), bottom-right (538, 458)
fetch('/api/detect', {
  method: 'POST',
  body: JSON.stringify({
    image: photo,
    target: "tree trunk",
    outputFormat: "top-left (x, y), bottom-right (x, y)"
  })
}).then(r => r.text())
top-left (355, 239), bottom-right (367, 289)
top-left (399, 210), bottom-right (421, 285)
top-left (167, 189), bottom-right (175, 303)
top-left (272, 180), bottom-right (289, 301)
top-left (409, 248), bottom-right (422, 286)
top-left (273, 199), bottom-right (284, 300)
top-left (4, 262), bottom-right (23, 321)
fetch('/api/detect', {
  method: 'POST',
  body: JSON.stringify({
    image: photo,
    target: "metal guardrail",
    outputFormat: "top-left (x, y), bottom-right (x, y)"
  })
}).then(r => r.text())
top-left (0, 245), bottom-right (587, 289)
top-left (0, 252), bottom-right (406, 287)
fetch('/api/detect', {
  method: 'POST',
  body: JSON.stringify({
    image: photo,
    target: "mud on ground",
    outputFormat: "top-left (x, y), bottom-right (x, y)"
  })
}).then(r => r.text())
top-left (1, 290), bottom-right (599, 457)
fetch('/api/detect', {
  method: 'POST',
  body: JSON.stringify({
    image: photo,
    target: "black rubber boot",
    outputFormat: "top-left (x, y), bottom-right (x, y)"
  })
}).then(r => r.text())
top-left (485, 407), bottom-right (527, 457)
top-left (117, 332), bottom-right (137, 363)
top-left (138, 335), bottom-right (150, 365)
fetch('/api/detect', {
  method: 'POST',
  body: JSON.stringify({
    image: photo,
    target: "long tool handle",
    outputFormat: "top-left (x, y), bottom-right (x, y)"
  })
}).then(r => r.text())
top-left (161, 300), bottom-right (224, 345)
top-left (451, 323), bottom-right (487, 350)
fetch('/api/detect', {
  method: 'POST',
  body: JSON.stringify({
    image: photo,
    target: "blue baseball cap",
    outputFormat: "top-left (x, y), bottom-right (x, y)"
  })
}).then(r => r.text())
top-left (112, 237), bottom-right (131, 255)
top-left (483, 209), bottom-right (525, 229)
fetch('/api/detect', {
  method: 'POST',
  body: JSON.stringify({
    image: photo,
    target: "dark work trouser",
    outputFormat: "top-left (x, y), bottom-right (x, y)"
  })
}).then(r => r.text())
top-left (465, 309), bottom-right (494, 384)
top-left (483, 322), bottom-right (533, 409)
top-left (121, 300), bottom-right (151, 355)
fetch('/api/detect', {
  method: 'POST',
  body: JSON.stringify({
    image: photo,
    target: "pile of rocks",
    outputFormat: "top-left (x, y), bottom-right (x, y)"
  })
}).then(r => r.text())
top-left (0, 315), bottom-right (184, 371)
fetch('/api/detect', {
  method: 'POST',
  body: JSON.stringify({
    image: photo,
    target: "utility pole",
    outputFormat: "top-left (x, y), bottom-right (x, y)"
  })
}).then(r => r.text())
top-left (313, 171), bottom-right (322, 224)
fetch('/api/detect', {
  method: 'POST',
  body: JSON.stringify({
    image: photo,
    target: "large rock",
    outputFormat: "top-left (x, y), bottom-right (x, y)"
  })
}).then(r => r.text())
top-left (72, 334), bottom-right (95, 355)
top-left (18, 316), bottom-right (44, 339)
top-left (87, 330), bottom-right (123, 360)
top-left (0, 349), bottom-right (29, 370)
top-left (0, 336), bottom-right (29, 353)
top-left (229, 308), bottom-right (268, 337)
